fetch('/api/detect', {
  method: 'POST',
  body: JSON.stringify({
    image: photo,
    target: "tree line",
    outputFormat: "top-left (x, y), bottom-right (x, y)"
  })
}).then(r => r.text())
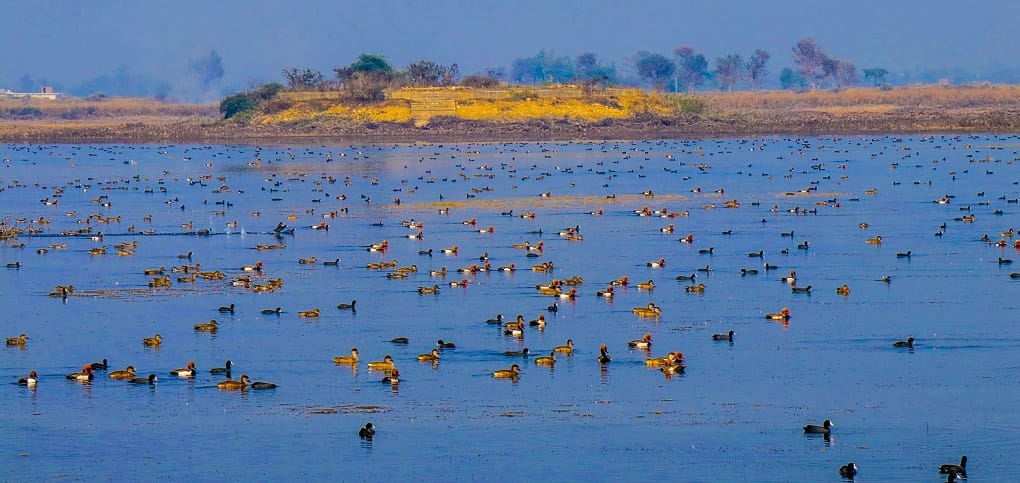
top-left (221, 38), bottom-right (887, 119)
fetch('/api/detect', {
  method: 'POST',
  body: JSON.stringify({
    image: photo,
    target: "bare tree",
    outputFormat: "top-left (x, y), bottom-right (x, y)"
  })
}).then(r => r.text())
top-left (747, 49), bottom-right (770, 90)
top-left (674, 46), bottom-right (708, 92)
top-left (714, 54), bottom-right (743, 91)
top-left (406, 60), bottom-right (444, 86)
top-left (441, 63), bottom-right (459, 86)
top-left (334, 66), bottom-right (355, 87)
top-left (792, 38), bottom-right (828, 90)
top-left (833, 60), bottom-right (858, 89)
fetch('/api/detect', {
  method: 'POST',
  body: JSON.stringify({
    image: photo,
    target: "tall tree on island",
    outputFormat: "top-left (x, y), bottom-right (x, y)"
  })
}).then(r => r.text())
top-left (674, 46), bottom-right (709, 93)
top-left (634, 51), bottom-right (676, 91)
top-left (714, 54), bottom-right (744, 91)
top-left (747, 49), bottom-right (770, 90)
top-left (863, 67), bottom-right (889, 87)
top-left (792, 38), bottom-right (828, 90)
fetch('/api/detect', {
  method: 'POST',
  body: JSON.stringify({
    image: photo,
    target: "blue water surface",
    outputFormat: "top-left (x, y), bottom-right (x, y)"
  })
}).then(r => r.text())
top-left (1, 135), bottom-right (1016, 481)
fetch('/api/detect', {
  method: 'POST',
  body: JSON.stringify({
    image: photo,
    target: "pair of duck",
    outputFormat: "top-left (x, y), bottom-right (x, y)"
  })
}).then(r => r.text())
top-left (216, 375), bottom-right (277, 390)
top-left (645, 352), bottom-right (685, 373)
top-left (78, 365), bottom-right (157, 384)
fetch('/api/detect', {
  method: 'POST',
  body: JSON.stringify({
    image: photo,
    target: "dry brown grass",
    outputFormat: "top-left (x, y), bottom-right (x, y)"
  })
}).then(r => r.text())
top-left (701, 84), bottom-right (1020, 111)
top-left (0, 97), bottom-right (217, 119)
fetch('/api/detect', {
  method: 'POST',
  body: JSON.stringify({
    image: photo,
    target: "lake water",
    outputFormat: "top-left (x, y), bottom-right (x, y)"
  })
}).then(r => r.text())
top-left (1, 135), bottom-right (1016, 481)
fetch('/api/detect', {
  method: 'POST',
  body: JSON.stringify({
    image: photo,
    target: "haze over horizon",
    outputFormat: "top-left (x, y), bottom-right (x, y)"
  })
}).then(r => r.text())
top-left (2, 0), bottom-right (1017, 100)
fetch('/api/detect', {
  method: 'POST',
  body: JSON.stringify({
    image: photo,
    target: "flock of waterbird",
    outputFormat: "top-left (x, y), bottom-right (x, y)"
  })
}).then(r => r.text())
top-left (5, 136), bottom-right (1017, 478)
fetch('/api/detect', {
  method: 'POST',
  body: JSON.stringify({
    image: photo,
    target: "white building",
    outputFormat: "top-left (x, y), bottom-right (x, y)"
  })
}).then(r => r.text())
top-left (1, 87), bottom-right (61, 100)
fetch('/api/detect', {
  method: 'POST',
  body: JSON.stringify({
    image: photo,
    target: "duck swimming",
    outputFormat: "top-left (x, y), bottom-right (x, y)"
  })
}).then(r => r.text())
top-left (632, 303), bottom-right (662, 317)
top-left (712, 330), bottom-right (735, 342)
top-left (803, 419), bottom-right (833, 434)
top-left (597, 344), bottom-right (611, 364)
top-left (838, 462), bottom-right (857, 479)
top-left (685, 283), bottom-right (706, 293)
top-left (170, 361), bottom-right (196, 378)
top-left (66, 365), bottom-right (94, 382)
top-left (367, 355), bottom-right (395, 370)
top-left (939, 455), bottom-right (966, 477)
top-left (109, 366), bottom-right (137, 379)
top-left (337, 300), bottom-right (356, 311)
top-left (417, 348), bottom-right (441, 362)
top-left (194, 319), bottom-right (218, 332)
top-left (129, 374), bottom-right (158, 385)
top-left (646, 258), bottom-right (666, 268)
top-left (534, 351), bottom-right (556, 366)
top-left (334, 348), bottom-right (359, 364)
top-left (628, 333), bottom-right (652, 349)
top-left (18, 370), bottom-right (37, 386)
top-left (780, 270), bottom-right (797, 283)
top-left (493, 364), bottom-right (521, 379)
top-left (6, 334), bottom-right (27, 346)
top-left (359, 423), bottom-right (375, 438)
top-left (766, 308), bottom-right (791, 320)
top-left (216, 375), bottom-right (250, 390)
top-left (893, 337), bottom-right (915, 348)
top-left (553, 339), bottom-right (574, 355)
top-left (142, 334), bottom-right (162, 347)
top-left (210, 360), bottom-right (232, 375)
top-left (417, 284), bottom-right (440, 295)
top-left (298, 308), bottom-right (321, 317)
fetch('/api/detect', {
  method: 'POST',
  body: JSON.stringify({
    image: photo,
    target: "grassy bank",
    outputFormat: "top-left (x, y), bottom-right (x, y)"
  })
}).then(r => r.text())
top-left (1, 84), bottom-right (1019, 142)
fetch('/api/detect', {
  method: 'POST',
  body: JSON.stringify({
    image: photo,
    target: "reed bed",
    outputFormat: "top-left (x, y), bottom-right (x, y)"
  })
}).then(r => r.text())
top-left (700, 84), bottom-right (1020, 111)
top-left (0, 97), bottom-right (217, 119)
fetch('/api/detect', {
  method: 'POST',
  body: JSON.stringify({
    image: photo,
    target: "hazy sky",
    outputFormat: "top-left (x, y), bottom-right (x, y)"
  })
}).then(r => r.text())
top-left (2, 0), bottom-right (1017, 97)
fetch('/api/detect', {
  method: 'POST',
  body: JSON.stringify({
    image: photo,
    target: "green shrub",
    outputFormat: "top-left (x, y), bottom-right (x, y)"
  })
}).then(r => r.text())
top-left (672, 96), bottom-right (705, 114)
top-left (255, 83), bottom-right (284, 101)
top-left (219, 93), bottom-right (259, 119)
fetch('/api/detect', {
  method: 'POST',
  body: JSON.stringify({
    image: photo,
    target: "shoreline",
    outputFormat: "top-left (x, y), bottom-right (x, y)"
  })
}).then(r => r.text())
top-left (1, 108), bottom-right (1019, 144)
